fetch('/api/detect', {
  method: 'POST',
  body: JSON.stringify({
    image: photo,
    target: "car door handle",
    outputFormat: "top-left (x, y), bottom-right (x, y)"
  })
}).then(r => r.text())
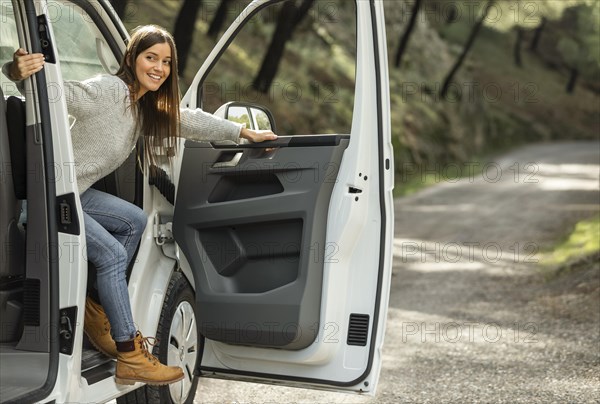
top-left (212, 152), bottom-right (243, 168)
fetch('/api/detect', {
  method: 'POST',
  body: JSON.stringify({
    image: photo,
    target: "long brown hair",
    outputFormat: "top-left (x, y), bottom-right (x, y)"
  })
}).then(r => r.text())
top-left (116, 25), bottom-right (180, 168)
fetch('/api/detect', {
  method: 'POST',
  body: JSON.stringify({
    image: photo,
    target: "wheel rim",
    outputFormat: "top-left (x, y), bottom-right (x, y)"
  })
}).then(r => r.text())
top-left (167, 300), bottom-right (198, 403)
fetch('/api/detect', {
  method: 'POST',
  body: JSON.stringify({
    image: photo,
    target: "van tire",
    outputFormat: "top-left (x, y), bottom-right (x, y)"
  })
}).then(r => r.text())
top-left (117, 271), bottom-right (199, 404)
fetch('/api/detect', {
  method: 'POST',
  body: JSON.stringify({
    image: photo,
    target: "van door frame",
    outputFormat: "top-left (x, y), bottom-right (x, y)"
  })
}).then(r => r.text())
top-left (175, 0), bottom-right (394, 392)
top-left (6, 0), bottom-right (60, 402)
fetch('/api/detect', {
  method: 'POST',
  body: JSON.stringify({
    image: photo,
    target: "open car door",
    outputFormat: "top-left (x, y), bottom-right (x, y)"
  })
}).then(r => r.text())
top-left (172, 0), bottom-right (393, 394)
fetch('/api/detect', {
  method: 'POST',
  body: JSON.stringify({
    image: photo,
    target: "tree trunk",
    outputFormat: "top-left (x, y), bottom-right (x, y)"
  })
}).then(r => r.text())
top-left (395, 0), bottom-right (422, 68)
top-left (253, 0), bottom-right (314, 93)
top-left (441, 1), bottom-right (494, 98)
top-left (173, 0), bottom-right (203, 73)
top-left (293, 0), bottom-right (314, 26)
top-left (208, 0), bottom-right (231, 39)
top-left (109, 0), bottom-right (128, 18)
top-left (566, 67), bottom-right (579, 94)
top-left (529, 17), bottom-right (546, 53)
top-left (445, 5), bottom-right (458, 24)
top-left (514, 26), bottom-right (524, 67)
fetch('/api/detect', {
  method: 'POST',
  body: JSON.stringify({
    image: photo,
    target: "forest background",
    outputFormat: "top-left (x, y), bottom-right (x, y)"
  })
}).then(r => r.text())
top-left (108, 0), bottom-right (599, 194)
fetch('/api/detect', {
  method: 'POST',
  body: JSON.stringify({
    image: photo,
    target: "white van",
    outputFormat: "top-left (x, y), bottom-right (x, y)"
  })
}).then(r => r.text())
top-left (0, 0), bottom-right (393, 403)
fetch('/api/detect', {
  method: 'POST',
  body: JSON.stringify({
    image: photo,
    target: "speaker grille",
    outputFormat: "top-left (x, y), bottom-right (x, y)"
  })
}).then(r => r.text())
top-left (347, 313), bottom-right (369, 346)
top-left (23, 278), bottom-right (41, 326)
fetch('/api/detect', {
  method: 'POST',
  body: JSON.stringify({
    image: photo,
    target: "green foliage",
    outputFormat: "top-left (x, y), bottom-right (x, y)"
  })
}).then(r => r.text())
top-left (486, 0), bottom-right (592, 31)
top-left (541, 214), bottom-right (600, 267)
top-left (255, 112), bottom-right (271, 130)
top-left (118, 0), bottom-right (599, 196)
top-left (229, 114), bottom-right (251, 127)
top-left (557, 2), bottom-right (600, 77)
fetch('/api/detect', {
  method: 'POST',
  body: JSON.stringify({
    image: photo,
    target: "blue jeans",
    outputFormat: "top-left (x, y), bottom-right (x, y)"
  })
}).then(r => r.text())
top-left (81, 188), bottom-right (147, 342)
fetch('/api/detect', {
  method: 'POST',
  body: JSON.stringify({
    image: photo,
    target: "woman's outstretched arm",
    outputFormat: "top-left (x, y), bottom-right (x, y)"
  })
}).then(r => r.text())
top-left (180, 107), bottom-right (277, 143)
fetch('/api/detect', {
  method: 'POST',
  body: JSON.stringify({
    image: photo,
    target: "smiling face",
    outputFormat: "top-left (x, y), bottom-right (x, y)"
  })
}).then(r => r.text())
top-left (134, 42), bottom-right (172, 99)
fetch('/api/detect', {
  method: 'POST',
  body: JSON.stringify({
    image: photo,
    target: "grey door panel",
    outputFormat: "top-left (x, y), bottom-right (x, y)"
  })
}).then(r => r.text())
top-left (173, 136), bottom-right (349, 350)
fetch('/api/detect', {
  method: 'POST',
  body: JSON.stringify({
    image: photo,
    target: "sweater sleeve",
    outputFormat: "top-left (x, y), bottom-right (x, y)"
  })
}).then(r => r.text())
top-left (1, 62), bottom-right (11, 78)
top-left (63, 76), bottom-right (127, 120)
top-left (62, 80), bottom-right (97, 119)
top-left (2, 62), bottom-right (25, 93)
top-left (1, 64), bottom-right (121, 121)
top-left (179, 107), bottom-right (243, 143)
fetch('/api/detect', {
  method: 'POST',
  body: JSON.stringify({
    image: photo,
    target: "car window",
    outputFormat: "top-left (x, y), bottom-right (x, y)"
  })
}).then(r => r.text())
top-left (48, 0), bottom-right (119, 81)
top-left (201, 0), bottom-right (357, 135)
top-left (0, 1), bottom-right (21, 96)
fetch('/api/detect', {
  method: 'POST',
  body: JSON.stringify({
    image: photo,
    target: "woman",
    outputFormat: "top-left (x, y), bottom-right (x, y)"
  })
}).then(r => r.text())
top-left (5, 25), bottom-right (276, 386)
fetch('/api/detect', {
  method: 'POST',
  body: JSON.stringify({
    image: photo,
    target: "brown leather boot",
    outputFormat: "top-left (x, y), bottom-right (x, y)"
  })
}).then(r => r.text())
top-left (114, 331), bottom-right (184, 386)
top-left (84, 297), bottom-right (117, 358)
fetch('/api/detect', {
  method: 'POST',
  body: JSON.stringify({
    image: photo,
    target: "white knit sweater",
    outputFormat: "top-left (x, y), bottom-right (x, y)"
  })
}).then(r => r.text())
top-left (4, 69), bottom-right (242, 193)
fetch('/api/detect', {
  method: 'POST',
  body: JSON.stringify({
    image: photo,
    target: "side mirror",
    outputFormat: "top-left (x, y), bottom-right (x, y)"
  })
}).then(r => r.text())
top-left (215, 102), bottom-right (276, 133)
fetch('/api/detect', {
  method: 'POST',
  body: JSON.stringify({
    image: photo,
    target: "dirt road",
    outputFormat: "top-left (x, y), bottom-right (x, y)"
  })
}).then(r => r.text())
top-left (195, 141), bottom-right (600, 403)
